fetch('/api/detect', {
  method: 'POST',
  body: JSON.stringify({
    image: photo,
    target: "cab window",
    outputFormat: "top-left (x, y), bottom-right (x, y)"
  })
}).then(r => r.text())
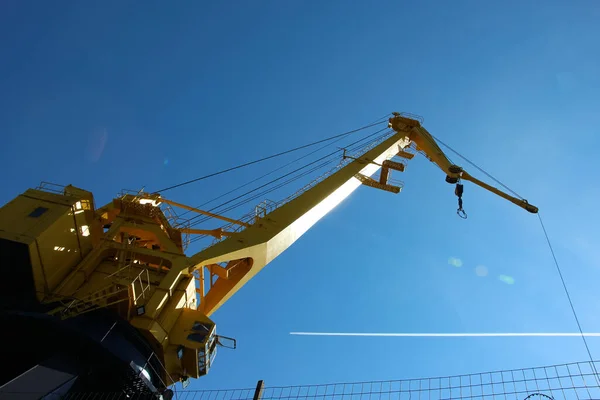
top-left (187, 333), bottom-right (207, 343)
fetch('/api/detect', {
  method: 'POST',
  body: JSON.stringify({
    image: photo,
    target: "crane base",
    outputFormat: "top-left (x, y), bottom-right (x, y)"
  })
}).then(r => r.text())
top-left (0, 310), bottom-right (163, 399)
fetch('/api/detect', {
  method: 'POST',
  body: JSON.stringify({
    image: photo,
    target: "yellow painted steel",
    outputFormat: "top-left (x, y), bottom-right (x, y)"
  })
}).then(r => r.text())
top-left (160, 198), bottom-right (250, 227)
top-left (0, 113), bottom-right (538, 387)
top-left (388, 114), bottom-right (537, 213)
top-left (179, 228), bottom-right (233, 239)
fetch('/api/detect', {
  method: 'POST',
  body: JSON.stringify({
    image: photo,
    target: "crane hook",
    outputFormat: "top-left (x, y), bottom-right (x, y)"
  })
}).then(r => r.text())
top-left (455, 183), bottom-right (467, 219)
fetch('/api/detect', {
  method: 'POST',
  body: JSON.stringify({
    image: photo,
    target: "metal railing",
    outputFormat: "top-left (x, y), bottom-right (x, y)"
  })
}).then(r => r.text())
top-left (189, 131), bottom-right (397, 251)
top-left (398, 112), bottom-right (424, 124)
top-left (105, 130), bottom-right (398, 253)
top-left (36, 181), bottom-right (68, 195)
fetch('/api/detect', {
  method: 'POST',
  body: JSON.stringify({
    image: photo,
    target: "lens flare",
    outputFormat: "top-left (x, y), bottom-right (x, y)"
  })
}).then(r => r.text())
top-left (475, 265), bottom-right (488, 277)
top-left (86, 128), bottom-right (108, 163)
top-left (498, 275), bottom-right (515, 285)
top-left (448, 257), bottom-right (463, 267)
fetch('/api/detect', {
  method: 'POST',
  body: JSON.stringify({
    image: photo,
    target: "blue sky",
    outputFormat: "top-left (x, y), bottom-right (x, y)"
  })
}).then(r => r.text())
top-left (1, 0), bottom-right (600, 392)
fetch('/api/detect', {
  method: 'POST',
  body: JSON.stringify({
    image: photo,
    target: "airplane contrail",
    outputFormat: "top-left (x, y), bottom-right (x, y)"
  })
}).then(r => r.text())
top-left (290, 332), bottom-right (600, 337)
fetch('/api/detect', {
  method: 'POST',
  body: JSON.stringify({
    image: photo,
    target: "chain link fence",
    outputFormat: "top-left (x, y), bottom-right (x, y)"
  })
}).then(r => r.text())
top-left (5, 360), bottom-right (600, 400)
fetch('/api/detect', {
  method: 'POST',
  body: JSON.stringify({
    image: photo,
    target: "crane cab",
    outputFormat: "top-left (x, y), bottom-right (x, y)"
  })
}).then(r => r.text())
top-left (168, 309), bottom-right (220, 381)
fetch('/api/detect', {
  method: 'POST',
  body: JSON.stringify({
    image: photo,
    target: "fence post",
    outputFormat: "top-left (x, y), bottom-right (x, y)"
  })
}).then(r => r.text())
top-left (253, 380), bottom-right (265, 400)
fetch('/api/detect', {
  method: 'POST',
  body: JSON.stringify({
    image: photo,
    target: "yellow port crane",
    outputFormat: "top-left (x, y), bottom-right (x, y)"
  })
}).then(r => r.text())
top-left (0, 113), bottom-right (537, 396)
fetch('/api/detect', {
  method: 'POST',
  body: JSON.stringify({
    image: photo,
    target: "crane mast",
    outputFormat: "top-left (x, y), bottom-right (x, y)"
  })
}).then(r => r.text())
top-left (0, 113), bottom-right (537, 397)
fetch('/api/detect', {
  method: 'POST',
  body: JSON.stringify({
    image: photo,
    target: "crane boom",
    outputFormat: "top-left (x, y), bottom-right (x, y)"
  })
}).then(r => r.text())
top-left (0, 113), bottom-right (538, 396)
top-left (388, 114), bottom-right (538, 213)
top-left (190, 133), bottom-right (410, 317)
